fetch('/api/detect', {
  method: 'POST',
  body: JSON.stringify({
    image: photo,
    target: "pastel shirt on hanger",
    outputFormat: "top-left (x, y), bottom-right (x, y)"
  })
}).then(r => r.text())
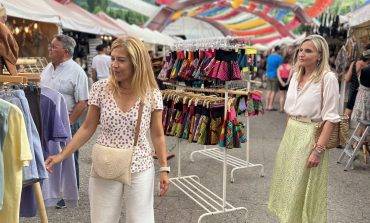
top-left (11, 90), bottom-right (47, 181)
top-left (0, 99), bottom-right (10, 210)
top-left (40, 88), bottom-right (78, 207)
top-left (0, 94), bottom-right (44, 184)
top-left (0, 100), bottom-right (32, 223)
top-left (284, 71), bottom-right (340, 123)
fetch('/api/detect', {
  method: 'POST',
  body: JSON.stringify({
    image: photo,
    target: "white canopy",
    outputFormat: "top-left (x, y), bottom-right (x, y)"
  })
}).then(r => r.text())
top-left (116, 19), bottom-right (174, 46)
top-left (109, 0), bottom-right (159, 18)
top-left (1, 0), bottom-right (124, 36)
top-left (162, 17), bottom-right (224, 39)
top-left (115, 19), bottom-right (147, 40)
top-left (347, 3), bottom-right (370, 28)
top-left (47, 1), bottom-right (124, 36)
top-left (0, 0), bottom-right (60, 24)
top-left (130, 24), bottom-right (162, 45)
top-left (265, 33), bottom-right (306, 49)
top-left (252, 44), bottom-right (269, 51)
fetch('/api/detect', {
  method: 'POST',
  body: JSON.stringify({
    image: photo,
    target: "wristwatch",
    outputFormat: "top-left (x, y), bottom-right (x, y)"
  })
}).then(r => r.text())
top-left (159, 166), bottom-right (170, 173)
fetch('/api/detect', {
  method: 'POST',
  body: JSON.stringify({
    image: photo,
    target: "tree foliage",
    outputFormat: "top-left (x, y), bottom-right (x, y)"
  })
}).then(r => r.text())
top-left (75, 0), bottom-right (148, 25)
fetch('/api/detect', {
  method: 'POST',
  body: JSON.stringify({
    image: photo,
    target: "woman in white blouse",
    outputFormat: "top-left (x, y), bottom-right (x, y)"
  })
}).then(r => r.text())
top-left (268, 35), bottom-right (340, 223)
top-left (45, 37), bottom-right (169, 223)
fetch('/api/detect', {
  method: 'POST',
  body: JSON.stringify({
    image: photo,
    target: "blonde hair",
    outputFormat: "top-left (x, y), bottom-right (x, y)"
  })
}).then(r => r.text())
top-left (107, 37), bottom-right (158, 99)
top-left (295, 35), bottom-right (331, 83)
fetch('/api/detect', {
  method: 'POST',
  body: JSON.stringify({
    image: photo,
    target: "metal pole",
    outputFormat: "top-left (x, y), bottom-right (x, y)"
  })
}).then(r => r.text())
top-left (177, 138), bottom-right (181, 177)
top-left (222, 91), bottom-right (229, 211)
top-left (246, 74), bottom-right (251, 163)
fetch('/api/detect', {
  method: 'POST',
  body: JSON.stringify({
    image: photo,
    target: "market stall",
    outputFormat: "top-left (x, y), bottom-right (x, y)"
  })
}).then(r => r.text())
top-left (0, 0), bottom-right (60, 58)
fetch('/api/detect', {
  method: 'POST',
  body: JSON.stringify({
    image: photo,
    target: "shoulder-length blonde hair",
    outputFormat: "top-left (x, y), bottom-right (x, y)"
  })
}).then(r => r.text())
top-left (107, 37), bottom-right (158, 99)
top-left (295, 35), bottom-right (331, 83)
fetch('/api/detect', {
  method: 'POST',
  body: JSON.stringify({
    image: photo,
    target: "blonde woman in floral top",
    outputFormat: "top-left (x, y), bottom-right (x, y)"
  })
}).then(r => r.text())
top-left (45, 37), bottom-right (169, 223)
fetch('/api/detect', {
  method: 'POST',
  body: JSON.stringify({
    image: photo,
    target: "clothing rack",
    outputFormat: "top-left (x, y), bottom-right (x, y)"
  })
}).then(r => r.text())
top-left (169, 88), bottom-right (248, 223)
top-left (172, 36), bottom-right (255, 51)
top-left (188, 76), bottom-right (264, 182)
top-left (164, 80), bottom-right (264, 182)
top-left (0, 75), bottom-right (28, 84)
top-left (0, 76), bottom-right (48, 223)
top-left (2, 72), bottom-right (41, 82)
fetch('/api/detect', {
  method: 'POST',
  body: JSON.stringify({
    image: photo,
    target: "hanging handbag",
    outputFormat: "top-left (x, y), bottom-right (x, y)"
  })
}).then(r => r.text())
top-left (315, 76), bottom-right (349, 149)
top-left (90, 102), bottom-right (144, 185)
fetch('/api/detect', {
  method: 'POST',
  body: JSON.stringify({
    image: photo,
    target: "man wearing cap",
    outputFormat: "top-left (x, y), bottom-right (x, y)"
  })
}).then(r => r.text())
top-left (0, 4), bottom-right (19, 75)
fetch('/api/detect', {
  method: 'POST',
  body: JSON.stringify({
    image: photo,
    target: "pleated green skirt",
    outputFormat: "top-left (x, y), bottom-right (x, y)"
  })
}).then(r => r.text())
top-left (268, 118), bottom-right (328, 223)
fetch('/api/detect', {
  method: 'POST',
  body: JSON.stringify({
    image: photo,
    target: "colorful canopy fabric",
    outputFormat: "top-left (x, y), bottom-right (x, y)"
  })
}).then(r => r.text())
top-left (149, 0), bottom-right (334, 43)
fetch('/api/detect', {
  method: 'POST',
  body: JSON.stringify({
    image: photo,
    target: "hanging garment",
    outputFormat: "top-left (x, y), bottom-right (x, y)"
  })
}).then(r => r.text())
top-left (205, 49), bottom-right (242, 81)
top-left (175, 104), bottom-right (188, 138)
top-left (197, 107), bottom-right (211, 145)
top-left (170, 103), bottom-right (182, 136)
top-left (210, 106), bottom-right (224, 145)
top-left (182, 104), bottom-right (195, 140)
top-left (40, 87), bottom-right (78, 207)
top-left (24, 86), bottom-right (43, 142)
top-left (218, 107), bottom-right (247, 149)
top-left (0, 99), bottom-right (32, 223)
top-left (10, 90), bottom-right (47, 182)
top-left (192, 105), bottom-right (205, 142)
top-left (165, 100), bottom-right (176, 135)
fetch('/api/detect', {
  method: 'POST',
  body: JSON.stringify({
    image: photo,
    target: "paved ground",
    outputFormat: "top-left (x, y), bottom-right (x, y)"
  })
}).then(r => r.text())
top-left (21, 108), bottom-right (370, 223)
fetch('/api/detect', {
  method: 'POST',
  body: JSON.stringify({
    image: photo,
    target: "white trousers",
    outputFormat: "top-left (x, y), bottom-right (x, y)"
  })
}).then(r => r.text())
top-left (89, 167), bottom-right (155, 223)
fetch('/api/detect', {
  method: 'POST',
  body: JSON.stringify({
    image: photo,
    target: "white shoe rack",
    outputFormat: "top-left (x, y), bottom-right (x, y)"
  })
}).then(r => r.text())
top-left (169, 138), bottom-right (248, 223)
top-left (166, 79), bottom-right (263, 222)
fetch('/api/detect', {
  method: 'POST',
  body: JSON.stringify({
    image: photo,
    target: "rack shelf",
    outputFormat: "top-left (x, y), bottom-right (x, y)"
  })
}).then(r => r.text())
top-left (190, 147), bottom-right (264, 183)
top-left (169, 138), bottom-right (248, 223)
top-left (169, 175), bottom-right (248, 223)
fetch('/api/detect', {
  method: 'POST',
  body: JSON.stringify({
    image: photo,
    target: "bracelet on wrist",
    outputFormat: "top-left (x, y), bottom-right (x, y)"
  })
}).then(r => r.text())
top-left (159, 166), bottom-right (170, 173)
top-left (313, 143), bottom-right (326, 155)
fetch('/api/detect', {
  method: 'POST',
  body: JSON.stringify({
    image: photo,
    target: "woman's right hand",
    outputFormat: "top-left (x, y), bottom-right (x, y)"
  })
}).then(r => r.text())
top-left (307, 150), bottom-right (321, 168)
top-left (45, 153), bottom-right (64, 173)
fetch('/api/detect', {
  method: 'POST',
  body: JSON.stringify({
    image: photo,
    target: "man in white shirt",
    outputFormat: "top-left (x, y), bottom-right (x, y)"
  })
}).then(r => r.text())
top-left (91, 44), bottom-right (111, 82)
top-left (41, 34), bottom-right (89, 208)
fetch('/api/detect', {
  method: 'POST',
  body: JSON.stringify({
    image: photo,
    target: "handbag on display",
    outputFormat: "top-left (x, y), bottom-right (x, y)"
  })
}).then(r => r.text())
top-left (91, 102), bottom-right (144, 185)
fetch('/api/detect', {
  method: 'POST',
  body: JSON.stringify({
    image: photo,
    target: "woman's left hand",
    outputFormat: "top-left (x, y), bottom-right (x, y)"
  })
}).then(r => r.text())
top-left (159, 172), bottom-right (169, 196)
top-left (307, 151), bottom-right (321, 168)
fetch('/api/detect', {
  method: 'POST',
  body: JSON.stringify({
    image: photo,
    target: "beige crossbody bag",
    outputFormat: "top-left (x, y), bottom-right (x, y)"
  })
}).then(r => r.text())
top-left (315, 75), bottom-right (349, 149)
top-left (91, 102), bottom-right (144, 185)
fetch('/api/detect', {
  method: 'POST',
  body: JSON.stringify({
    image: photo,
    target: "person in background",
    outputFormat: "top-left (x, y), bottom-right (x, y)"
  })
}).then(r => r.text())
top-left (351, 50), bottom-right (370, 158)
top-left (344, 45), bottom-right (370, 119)
top-left (91, 44), bottom-right (111, 82)
top-left (0, 3), bottom-right (18, 76)
top-left (265, 46), bottom-right (283, 111)
top-left (149, 50), bottom-right (175, 160)
top-left (277, 55), bottom-right (292, 113)
top-left (45, 37), bottom-right (169, 223)
top-left (269, 35), bottom-right (340, 223)
top-left (41, 34), bottom-right (89, 208)
top-left (255, 54), bottom-right (266, 83)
